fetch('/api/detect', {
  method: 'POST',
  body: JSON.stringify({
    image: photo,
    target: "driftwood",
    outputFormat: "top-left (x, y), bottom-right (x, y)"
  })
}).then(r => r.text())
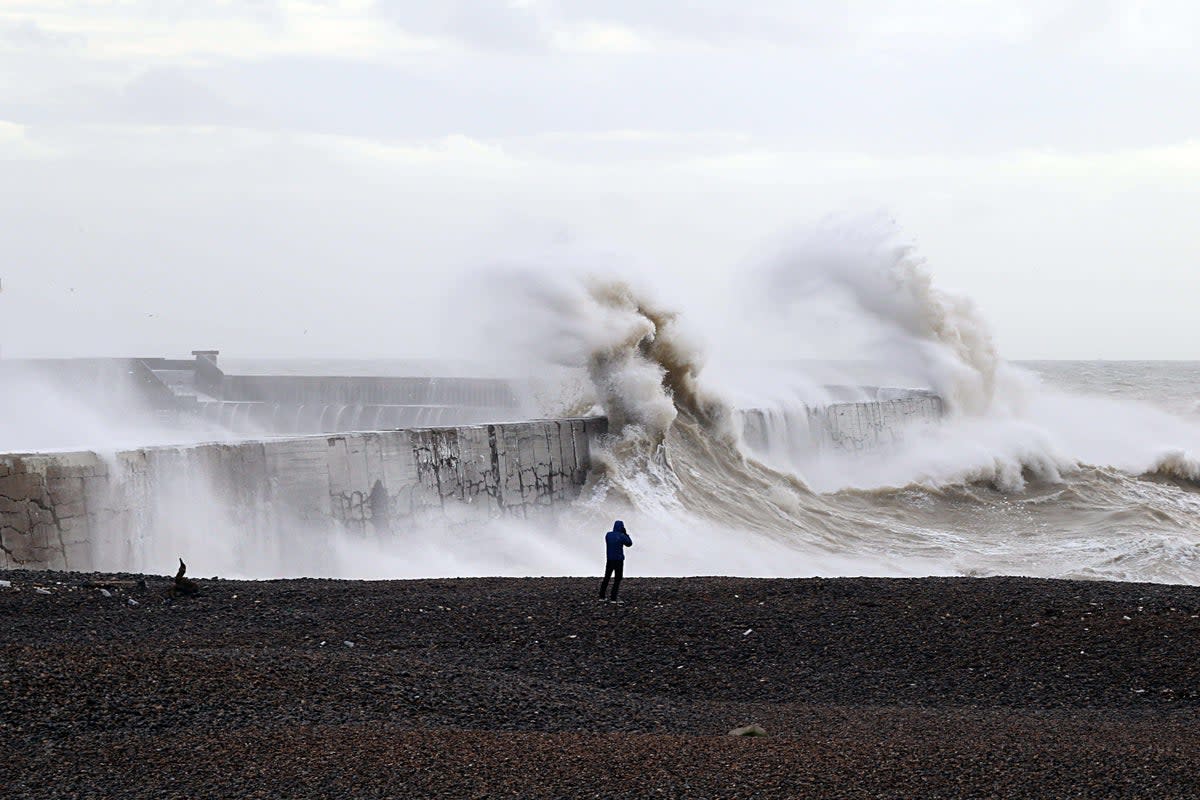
top-left (170, 558), bottom-right (199, 597)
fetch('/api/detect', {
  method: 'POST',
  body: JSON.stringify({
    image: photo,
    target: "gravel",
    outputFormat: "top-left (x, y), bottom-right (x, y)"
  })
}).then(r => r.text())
top-left (3, 569), bottom-right (1200, 798)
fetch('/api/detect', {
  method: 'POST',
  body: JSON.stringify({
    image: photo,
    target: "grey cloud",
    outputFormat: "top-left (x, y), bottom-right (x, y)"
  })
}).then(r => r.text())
top-left (2, 68), bottom-right (260, 128)
top-left (0, 19), bottom-right (85, 49)
top-left (369, 0), bottom-right (1199, 69)
top-left (504, 131), bottom-right (752, 164)
top-left (546, 0), bottom-right (850, 46)
top-left (3, 2), bottom-right (1196, 158)
top-left (103, 0), bottom-right (283, 25)
top-left (75, 49), bottom-right (1200, 153)
top-left (374, 0), bottom-right (547, 51)
top-left (5, 42), bottom-right (1199, 159)
top-left (117, 70), bottom-right (254, 125)
top-left (371, 0), bottom-right (850, 49)
top-left (1032, 0), bottom-right (1117, 41)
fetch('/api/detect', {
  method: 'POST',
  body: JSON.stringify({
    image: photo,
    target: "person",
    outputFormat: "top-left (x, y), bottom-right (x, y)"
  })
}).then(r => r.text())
top-left (599, 520), bottom-right (632, 602)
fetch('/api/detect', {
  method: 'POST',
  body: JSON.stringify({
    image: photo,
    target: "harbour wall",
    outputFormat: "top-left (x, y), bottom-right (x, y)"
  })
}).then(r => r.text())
top-left (1, 393), bottom-right (945, 574)
top-left (0, 418), bottom-right (606, 573)
top-left (0, 354), bottom-right (526, 439)
top-left (739, 392), bottom-right (944, 455)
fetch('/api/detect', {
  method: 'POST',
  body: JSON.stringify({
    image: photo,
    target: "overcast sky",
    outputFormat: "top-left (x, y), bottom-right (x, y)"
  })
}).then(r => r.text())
top-left (1, 1), bottom-right (1198, 360)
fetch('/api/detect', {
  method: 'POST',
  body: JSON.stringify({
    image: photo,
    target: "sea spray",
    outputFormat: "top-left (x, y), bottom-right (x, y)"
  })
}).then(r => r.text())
top-left (483, 221), bottom-right (1200, 585)
top-left (755, 215), bottom-right (1011, 415)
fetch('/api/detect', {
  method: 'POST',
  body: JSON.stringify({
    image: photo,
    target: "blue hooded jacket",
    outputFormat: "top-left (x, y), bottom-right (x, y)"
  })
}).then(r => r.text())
top-left (605, 520), bottom-right (633, 561)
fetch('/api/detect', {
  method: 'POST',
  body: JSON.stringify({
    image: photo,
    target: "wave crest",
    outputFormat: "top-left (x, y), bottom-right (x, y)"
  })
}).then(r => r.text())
top-left (1144, 450), bottom-right (1200, 485)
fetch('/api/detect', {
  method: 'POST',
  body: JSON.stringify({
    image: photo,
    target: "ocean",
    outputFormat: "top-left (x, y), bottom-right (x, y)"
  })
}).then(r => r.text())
top-left (491, 259), bottom-right (1200, 587)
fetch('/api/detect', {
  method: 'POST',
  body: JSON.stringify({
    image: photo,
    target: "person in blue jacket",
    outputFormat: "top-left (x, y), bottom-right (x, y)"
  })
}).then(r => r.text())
top-left (599, 520), bottom-right (633, 602)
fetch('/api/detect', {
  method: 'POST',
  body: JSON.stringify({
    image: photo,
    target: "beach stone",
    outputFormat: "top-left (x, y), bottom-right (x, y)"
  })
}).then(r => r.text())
top-left (728, 724), bottom-right (768, 737)
top-left (4, 571), bottom-right (1200, 798)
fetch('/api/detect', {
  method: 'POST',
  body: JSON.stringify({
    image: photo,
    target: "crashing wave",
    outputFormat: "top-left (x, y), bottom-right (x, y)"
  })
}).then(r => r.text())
top-left (1143, 450), bottom-right (1200, 486)
top-left (490, 219), bottom-right (1200, 585)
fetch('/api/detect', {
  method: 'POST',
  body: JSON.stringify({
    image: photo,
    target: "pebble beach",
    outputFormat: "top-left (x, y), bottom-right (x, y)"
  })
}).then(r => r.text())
top-left (4, 570), bottom-right (1199, 798)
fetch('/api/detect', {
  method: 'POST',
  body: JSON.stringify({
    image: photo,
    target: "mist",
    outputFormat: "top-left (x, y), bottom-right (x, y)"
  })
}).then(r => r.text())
top-left (0, 360), bottom-right (249, 453)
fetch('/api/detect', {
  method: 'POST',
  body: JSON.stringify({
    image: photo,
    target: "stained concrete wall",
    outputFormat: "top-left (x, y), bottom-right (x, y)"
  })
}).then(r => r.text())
top-left (0, 417), bottom-right (606, 573)
top-left (2, 394), bottom-right (943, 574)
top-left (807, 394), bottom-right (944, 451)
top-left (739, 394), bottom-right (944, 455)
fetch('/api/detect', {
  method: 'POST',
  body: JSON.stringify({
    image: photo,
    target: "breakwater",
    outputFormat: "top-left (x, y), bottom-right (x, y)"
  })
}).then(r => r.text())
top-left (1, 388), bottom-right (946, 573)
top-left (0, 352), bottom-right (525, 439)
top-left (1, 418), bottom-right (605, 573)
top-left (738, 390), bottom-right (944, 454)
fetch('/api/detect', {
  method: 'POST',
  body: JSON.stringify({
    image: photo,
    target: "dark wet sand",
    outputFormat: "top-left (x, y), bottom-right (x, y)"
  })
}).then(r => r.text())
top-left (3, 570), bottom-right (1199, 798)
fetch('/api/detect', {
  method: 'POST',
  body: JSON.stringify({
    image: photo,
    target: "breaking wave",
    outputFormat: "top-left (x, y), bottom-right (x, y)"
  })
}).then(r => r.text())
top-left (757, 218), bottom-right (1007, 415)
top-left (1144, 450), bottom-right (1200, 486)
top-left (511, 217), bottom-right (1200, 585)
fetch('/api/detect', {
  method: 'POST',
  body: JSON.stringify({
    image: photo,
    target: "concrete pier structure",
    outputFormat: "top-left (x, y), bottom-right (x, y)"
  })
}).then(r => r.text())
top-left (0, 418), bottom-right (606, 573)
top-left (0, 352), bottom-right (525, 436)
top-left (738, 390), bottom-right (944, 454)
top-left (0, 350), bottom-right (946, 574)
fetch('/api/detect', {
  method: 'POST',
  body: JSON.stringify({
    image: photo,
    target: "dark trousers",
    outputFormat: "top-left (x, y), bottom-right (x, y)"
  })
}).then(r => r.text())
top-left (599, 559), bottom-right (624, 600)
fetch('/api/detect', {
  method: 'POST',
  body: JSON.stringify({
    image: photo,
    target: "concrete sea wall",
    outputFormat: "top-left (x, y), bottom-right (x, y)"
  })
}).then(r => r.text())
top-left (1, 394), bottom-right (945, 574)
top-left (0, 418), bottom-right (606, 573)
top-left (739, 394), bottom-right (945, 455)
top-left (1, 354), bottom-right (526, 440)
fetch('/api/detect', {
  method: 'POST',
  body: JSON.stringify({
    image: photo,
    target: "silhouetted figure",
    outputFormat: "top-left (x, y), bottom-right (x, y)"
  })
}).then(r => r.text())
top-left (599, 520), bottom-right (632, 602)
top-left (170, 558), bottom-right (199, 597)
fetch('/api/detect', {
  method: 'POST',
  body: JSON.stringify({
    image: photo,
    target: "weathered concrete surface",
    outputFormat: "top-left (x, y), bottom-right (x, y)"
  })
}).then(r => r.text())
top-left (0, 455), bottom-right (103, 571)
top-left (807, 394), bottom-right (944, 450)
top-left (739, 393), bottom-right (944, 455)
top-left (2, 392), bottom-right (943, 573)
top-left (0, 418), bottom-right (606, 572)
